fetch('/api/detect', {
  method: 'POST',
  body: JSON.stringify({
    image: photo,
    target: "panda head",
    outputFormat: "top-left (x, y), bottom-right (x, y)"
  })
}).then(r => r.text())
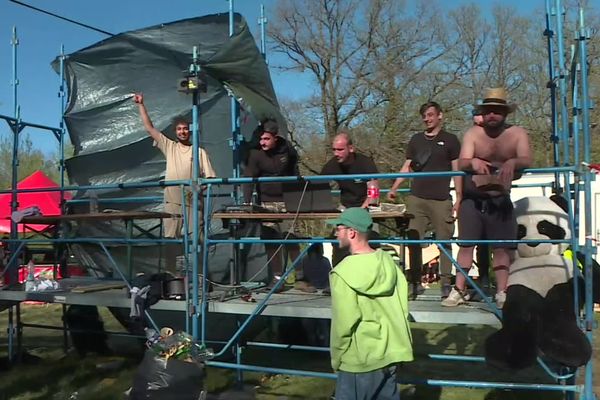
top-left (514, 196), bottom-right (571, 259)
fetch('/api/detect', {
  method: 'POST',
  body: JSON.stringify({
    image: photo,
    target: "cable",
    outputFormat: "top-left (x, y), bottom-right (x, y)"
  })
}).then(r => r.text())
top-left (244, 179), bottom-right (309, 284)
top-left (198, 179), bottom-right (310, 290)
top-left (9, 0), bottom-right (114, 36)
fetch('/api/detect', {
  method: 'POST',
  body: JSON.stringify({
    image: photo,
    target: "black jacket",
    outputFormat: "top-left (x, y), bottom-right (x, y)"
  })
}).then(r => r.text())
top-left (243, 138), bottom-right (300, 203)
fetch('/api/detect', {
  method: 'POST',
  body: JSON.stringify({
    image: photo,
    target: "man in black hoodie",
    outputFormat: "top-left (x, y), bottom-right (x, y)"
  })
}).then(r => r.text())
top-left (243, 119), bottom-right (301, 287)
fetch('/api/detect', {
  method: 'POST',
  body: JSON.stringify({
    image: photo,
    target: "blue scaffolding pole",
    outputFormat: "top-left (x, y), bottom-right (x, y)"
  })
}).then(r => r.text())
top-left (228, 0), bottom-right (242, 204)
top-left (58, 45), bottom-right (67, 212)
top-left (576, 6), bottom-right (595, 400)
top-left (547, 2), bottom-right (595, 398)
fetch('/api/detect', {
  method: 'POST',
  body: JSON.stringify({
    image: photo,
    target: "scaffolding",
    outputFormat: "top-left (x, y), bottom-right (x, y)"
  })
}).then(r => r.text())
top-left (0, 0), bottom-right (596, 398)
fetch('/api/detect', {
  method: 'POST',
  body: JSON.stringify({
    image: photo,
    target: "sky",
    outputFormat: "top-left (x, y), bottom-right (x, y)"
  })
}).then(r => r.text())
top-left (0, 0), bottom-right (545, 155)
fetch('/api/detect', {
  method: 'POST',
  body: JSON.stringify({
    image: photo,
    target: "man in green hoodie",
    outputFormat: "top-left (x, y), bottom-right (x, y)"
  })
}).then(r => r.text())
top-left (327, 208), bottom-right (413, 400)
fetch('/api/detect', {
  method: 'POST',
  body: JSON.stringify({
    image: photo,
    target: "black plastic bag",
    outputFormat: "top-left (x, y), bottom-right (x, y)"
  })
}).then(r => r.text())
top-left (130, 350), bottom-right (205, 400)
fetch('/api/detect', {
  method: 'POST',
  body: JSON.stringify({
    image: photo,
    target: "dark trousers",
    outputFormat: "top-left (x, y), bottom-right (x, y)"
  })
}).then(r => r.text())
top-left (476, 244), bottom-right (490, 287)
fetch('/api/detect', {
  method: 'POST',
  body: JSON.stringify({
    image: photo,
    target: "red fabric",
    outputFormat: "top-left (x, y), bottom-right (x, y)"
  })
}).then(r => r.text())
top-left (0, 171), bottom-right (72, 233)
top-left (586, 163), bottom-right (600, 174)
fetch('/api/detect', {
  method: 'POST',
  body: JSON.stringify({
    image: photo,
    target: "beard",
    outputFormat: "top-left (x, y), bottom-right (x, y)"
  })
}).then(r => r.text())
top-left (337, 238), bottom-right (350, 249)
top-left (483, 117), bottom-right (505, 130)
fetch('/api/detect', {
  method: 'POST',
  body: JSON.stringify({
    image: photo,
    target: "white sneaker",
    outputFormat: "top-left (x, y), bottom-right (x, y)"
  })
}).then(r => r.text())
top-left (441, 287), bottom-right (469, 307)
top-left (495, 291), bottom-right (506, 308)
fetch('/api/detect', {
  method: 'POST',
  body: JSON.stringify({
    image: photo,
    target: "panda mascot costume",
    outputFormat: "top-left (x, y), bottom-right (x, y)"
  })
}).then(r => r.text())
top-left (485, 195), bottom-right (599, 370)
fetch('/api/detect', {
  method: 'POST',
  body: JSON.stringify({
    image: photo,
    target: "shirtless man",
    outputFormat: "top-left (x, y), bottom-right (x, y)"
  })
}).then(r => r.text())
top-left (442, 88), bottom-right (532, 308)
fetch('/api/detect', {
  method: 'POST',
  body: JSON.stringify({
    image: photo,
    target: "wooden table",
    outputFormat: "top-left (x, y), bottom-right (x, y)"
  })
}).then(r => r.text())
top-left (20, 211), bottom-right (173, 224)
top-left (18, 211), bottom-right (174, 280)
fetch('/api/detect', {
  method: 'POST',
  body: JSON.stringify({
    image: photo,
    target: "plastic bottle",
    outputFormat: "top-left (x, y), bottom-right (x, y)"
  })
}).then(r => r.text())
top-left (25, 260), bottom-right (35, 292)
top-left (285, 269), bottom-right (296, 285)
top-left (89, 192), bottom-right (99, 214)
top-left (144, 328), bottom-right (160, 349)
top-left (367, 181), bottom-right (380, 206)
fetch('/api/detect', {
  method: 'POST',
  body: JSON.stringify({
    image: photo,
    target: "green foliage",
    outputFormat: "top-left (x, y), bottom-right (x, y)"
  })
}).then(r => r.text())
top-left (0, 133), bottom-right (67, 189)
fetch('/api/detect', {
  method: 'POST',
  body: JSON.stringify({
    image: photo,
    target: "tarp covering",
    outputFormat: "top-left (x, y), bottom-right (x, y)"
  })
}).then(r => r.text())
top-left (54, 13), bottom-right (283, 280)
top-left (0, 171), bottom-right (72, 233)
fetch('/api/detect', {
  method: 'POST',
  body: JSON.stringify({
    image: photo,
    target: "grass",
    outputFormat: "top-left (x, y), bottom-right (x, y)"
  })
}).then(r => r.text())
top-left (0, 304), bottom-right (598, 399)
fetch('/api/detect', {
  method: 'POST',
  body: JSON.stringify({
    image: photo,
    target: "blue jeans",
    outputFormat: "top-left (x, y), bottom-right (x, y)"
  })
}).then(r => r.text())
top-left (334, 365), bottom-right (399, 400)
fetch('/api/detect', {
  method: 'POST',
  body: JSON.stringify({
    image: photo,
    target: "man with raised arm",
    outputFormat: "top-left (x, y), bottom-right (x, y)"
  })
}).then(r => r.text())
top-left (442, 88), bottom-right (532, 308)
top-left (387, 101), bottom-right (462, 300)
top-left (133, 93), bottom-right (216, 239)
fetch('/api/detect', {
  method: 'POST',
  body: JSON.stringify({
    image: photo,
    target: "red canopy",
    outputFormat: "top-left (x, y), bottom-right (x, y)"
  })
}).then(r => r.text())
top-left (0, 171), bottom-right (72, 233)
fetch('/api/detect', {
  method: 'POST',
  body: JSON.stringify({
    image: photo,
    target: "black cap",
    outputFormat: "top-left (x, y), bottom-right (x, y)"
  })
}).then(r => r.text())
top-left (262, 119), bottom-right (279, 135)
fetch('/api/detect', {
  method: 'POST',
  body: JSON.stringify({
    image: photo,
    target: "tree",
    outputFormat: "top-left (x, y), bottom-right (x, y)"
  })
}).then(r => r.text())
top-left (0, 134), bottom-right (61, 188)
top-left (271, 0), bottom-right (600, 176)
top-left (270, 0), bottom-right (389, 139)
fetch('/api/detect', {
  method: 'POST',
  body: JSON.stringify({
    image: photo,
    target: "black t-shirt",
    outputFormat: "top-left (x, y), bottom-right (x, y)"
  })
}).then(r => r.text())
top-left (243, 138), bottom-right (299, 202)
top-left (406, 130), bottom-right (460, 201)
top-left (320, 153), bottom-right (378, 208)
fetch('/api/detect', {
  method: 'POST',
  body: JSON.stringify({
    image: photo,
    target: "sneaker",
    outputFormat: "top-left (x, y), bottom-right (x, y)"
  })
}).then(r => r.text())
top-left (495, 291), bottom-right (506, 308)
top-left (441, 287), bottom-right (470, 307)
top-left (267, 276), bottom-right (287, 293)
top-left (409, 283), bottom-right (425, 300)
top-left (295, 280), bottom-right (317, 293)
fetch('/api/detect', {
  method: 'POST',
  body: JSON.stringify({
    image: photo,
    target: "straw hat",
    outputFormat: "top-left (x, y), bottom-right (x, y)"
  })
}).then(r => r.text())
top-left (474, 87), bottom-right (517, 114)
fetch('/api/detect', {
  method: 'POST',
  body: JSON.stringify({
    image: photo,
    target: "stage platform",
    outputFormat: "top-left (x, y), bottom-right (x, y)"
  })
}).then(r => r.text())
top-left (0, 279), bottom-right (501, 326)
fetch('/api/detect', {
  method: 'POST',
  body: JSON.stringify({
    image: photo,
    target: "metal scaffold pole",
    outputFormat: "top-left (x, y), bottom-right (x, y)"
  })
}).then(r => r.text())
top-left (190, 46), bottom-right (202, 341)
top-left (548, 1), bottom-right (596, 398)
top-left (259, 4), bottom-right (267, 58)
top-left (576, 6), bottom-right (595, 400)
top-left (7, 25), bottom-right (20, 364)
top-left (554, 0), bottom-right (571, 169)
top-left (544, 0), bottom-right (561, 190)
top-left (229, 0), bottom-right (241, 204)
top-left (58, 45), bottom-right (67, 210)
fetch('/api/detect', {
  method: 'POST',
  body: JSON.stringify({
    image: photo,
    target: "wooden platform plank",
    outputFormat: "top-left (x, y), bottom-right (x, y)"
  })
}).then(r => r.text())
top-left (20, 211), bottom-right (173, 225)
top-left (0, 285), bottom-right (500, 326)
top-left (71, 283), bottom-right (126, 293)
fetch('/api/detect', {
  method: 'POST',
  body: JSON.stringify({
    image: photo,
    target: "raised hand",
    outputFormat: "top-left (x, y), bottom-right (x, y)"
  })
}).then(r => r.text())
top-left (133, 93), bottom-right (144, 104)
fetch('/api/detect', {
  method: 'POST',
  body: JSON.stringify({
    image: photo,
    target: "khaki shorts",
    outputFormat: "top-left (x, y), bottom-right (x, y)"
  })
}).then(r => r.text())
top-left (164, 201), bottom-right (204, 239)
top-left (261, 201), bottom-right (296, 237)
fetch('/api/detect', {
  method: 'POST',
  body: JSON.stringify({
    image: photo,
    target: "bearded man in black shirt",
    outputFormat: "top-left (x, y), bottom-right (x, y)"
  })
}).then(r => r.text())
top-left (388, 101), bottom-right (462, 300)
top-left (243, 120), bottom-right (301, 288)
